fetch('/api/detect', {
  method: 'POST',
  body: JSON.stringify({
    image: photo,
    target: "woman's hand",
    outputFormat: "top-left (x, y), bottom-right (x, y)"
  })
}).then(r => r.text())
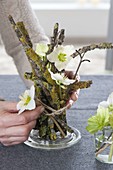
top-left (67, 90), bottom-right (80, 108)
top-left (0, 101), bottom-right (44, 146)
top-left (65, 71), bottom-right (80, 108)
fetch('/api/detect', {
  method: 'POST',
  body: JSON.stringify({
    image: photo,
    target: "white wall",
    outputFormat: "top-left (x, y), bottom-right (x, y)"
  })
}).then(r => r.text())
top-left (31, 3), bottom-right (109, 41)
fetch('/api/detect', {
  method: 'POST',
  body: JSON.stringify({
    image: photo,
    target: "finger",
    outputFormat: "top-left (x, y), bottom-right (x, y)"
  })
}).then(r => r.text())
top-left (67, 90), bottom-right (80, 109)
top-left (70, 90), bottom-right (79, 102)
top-left (2, 141), bottom-right (23, 146)
top-left (65, 71), bottom-right (76, 79)
top-left (0, 136), bottom-right (28, 146)
top-left (65, 71), bottom-right (80, 81)
top-left (0, 105), bottom-right (44, 128)
top-left (0, 101), bottom-right (18, 113)
top-left (0, 120), bottom-right (36, 137)
top-left (66, 99), bottom-right (74, 109)
top-left (19, 105), bottom-right (44, 124)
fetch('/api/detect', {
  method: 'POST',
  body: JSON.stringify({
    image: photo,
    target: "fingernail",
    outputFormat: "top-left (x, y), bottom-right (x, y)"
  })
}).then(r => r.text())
top-left (66, 100), bottom-right (73, 109)
top-left (69, 99), bottom-right (73, 106)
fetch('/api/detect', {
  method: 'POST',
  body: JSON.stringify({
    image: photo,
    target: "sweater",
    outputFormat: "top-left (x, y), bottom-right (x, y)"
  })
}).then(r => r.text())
top-left (0, 0), bottom-right (49, 88)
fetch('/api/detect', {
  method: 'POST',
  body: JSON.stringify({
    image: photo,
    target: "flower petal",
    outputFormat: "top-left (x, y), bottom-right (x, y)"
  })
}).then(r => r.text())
top-left (18, 106), bottom-right (26, 115)
top-left (47, 45), bottom-right (75, 71)
top-left (17, 85), bottom-right (36, 114)
top-left (64, 45), bottom-right (75, 55)
top-left (65, 58), bottom-right (79, 71)
top-left (107, 92), bottom-right (113, 105)
top-left (17, 101), bottom-right (25, 110)
top-left (26, 99), bottom-right (36, 110)
top-left (30, 85), bottom-right (35, 99)
top-left (98, 101), bottom-right (109, 108)
top-left (47, 49), bottom-right (58, 63)
top-left (35, 43), bottom-right (48, 57)
top-left (63, 78), bottom-right (75, 85)
top-left (49, 69), bottom-right (75, 86)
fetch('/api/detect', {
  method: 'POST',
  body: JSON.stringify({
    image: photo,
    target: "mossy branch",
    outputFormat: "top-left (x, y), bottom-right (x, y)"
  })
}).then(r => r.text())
top-left (72, 43), bottom-right (113, 58)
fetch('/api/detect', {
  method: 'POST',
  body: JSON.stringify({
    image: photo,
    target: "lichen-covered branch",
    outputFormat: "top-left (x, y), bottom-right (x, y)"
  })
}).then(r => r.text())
top-left (72, 43), bottom-right (113, 58)
top-left (9, 15), bottom-right (112, 141)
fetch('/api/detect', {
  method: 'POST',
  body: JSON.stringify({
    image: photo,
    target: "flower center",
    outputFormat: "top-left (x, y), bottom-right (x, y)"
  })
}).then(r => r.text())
top-left (58, 53), bottom-right (67, 62)
top-left (24, 96), bottom-right (31, 105)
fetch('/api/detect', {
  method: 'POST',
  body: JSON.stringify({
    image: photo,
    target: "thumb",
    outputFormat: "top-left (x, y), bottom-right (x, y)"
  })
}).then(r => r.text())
top-left (19, 105), bottom-right (45, 123)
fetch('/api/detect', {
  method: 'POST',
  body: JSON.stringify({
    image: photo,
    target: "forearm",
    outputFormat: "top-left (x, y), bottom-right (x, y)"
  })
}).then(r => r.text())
top-left (0, 0), bottom-right (49, 88)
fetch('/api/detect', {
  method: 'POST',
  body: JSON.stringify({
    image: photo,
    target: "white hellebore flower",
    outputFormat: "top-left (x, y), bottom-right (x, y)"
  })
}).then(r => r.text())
top-left (47, 45), bottom-right (75, 71)
top-left (35, 43), bottom-right (48, 57)
top-left (98, 92), bottom-right (113, 112)
top-left (17, 85), bottom-right (36, 114)
top-left (49, 69), bottom-right (75, 86)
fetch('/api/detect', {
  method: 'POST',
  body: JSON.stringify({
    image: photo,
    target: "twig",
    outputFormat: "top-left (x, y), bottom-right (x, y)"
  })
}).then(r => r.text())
top-left (50, 115), bottom-right (65, 138)
top-left (95, 132), bottom-right (112, 153)
top-left (43, 109), bottom-right (66, 138)
top-left (95, 133), bottom-right (113, 157)
top-left (95, 143), bottom-right (111, 156)
top-left (73, 50), bottom-right (90, 79)
top-left (72, 43), bottom-right (113, 58)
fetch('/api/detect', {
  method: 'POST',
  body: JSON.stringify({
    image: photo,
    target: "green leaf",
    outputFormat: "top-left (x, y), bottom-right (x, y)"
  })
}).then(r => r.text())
top-left (86, 108), bottom-right (110, 134)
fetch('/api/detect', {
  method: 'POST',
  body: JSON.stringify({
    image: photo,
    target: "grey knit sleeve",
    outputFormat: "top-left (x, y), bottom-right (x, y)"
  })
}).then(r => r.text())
top-left (0, 0), bottom-right (49, 88)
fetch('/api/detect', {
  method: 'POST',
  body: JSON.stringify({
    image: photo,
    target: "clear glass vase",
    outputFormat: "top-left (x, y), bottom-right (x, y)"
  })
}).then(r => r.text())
top-left (24, 127), bottom-right (81, 150)
top-left (94, 127), bottom-right (113, 164)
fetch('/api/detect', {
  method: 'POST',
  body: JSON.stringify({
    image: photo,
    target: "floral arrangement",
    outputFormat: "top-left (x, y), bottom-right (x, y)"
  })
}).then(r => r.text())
top-left (86, 92), bottom-right (113, 162)
top-left (8, 15), bottom-right (113, 141)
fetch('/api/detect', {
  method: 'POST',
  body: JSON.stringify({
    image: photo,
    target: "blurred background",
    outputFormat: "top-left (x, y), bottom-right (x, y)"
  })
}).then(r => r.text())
top-left (0, 0), bottom-right (113, 75)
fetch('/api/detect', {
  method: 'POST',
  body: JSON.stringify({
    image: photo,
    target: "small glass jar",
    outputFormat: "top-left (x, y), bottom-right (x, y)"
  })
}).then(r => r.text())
top-left (94, 127), bottom-right (113, 164)
top-left (24, 127), bottom-right (81, 150)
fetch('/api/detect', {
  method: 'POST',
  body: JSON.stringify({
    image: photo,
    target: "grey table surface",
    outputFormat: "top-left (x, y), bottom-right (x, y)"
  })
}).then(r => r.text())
top-left (0, 75), bottom-right (113, 170)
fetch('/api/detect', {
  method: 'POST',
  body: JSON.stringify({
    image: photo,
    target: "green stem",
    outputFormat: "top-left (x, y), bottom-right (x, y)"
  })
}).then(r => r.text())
top-left (59, 86), bottom-right (62, 100)
top-left (108, 133), bottom-right (113, 162)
